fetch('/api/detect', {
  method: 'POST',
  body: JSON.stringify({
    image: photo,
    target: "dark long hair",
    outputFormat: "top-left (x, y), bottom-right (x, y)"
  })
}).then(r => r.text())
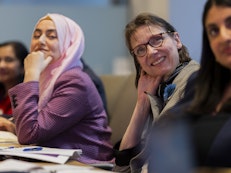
top-left (188, 0), bottom-right (231, 114)
top-left (125, 13), bottom-right (191, 87)
top-left (0, 41), bottom-right (28, 98)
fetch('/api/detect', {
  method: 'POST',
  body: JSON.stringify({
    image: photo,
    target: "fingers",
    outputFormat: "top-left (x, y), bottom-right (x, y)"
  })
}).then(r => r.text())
top-left (26, 51), bottom-right (53, 71)
top-left (138, 71), bottom-right (163, 96)
top-left (23, 52), bottom-right (54, 82)
top-left (4, 124), bottom-right (16, 134)
top-left (0, 117), bottom-right (16, 134)
top-left (44, 56), bottom-right (53, 66)
top-left (140, 69), bottom-right (147, 76)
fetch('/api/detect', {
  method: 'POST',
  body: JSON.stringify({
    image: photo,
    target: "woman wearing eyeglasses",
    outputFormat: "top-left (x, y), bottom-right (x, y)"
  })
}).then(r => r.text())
top-left (113, 13), bottom-right (200, 172)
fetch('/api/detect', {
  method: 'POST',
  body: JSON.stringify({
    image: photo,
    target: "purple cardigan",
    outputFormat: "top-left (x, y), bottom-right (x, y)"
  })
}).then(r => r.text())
top-left (8, 67), bottom-right (114, 164)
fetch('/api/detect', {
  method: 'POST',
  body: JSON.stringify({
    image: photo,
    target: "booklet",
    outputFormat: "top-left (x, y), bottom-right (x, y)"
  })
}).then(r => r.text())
top-left (0, 146), bottom-right (82, 164)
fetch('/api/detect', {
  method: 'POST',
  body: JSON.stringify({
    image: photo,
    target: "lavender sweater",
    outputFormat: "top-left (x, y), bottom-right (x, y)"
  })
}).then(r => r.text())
top-left (9, 67), bottom-right (113, 164)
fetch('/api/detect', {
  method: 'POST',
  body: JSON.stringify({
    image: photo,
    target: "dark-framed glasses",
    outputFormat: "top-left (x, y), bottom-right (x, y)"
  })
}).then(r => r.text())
top-left (131, 31), bottom-right (173, 57)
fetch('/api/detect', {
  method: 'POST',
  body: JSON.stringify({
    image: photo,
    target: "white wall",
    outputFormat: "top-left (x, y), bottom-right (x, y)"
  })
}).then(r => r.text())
top-left (169, 0), bottom-right (207, 63)
top-left (128, 0), bottom-right (169, 20)
top-left (0, 4), bottom-right (127, 74)
top-left (0, 1), bottom-right (207, 74)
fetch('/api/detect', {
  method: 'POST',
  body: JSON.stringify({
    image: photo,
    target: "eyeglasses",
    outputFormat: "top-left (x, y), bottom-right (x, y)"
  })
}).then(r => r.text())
top-left (130, 31), bottom-right (173, 57)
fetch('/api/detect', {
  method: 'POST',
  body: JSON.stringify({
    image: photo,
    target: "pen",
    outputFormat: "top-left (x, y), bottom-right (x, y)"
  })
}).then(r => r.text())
top-left (23, 147), bottom-right (43, 151)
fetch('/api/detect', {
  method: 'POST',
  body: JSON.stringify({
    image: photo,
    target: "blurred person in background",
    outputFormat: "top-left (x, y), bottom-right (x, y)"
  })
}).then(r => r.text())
top-left (0, 41), bottom-right (28, 117)
top-left (163, 0), bottom-right (231, 168)
top-left (0, 41), bottom-right (28, 134)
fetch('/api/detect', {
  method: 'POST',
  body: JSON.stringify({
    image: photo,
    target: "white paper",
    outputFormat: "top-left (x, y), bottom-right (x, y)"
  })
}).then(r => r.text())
top-left (0, 159), bottom-right (41, 172)
top-left (0, 159), bottom-right (114, 173)
top-left (0, 146), bottom-right (82, 164)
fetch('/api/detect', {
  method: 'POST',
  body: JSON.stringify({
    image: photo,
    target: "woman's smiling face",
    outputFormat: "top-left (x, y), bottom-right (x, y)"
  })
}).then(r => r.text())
top-left (30, 19), bottom-right (61, 62)
top-left (130, 24), bottom-right (182, 81)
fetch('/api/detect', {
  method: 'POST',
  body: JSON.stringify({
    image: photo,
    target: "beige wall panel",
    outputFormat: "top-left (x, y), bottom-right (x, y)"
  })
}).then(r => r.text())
top-left (128, 0), bottom-right (169, 20)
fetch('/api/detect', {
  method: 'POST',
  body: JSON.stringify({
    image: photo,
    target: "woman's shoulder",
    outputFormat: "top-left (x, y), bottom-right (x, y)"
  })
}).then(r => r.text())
top-left (184, 59), bottom-right (199, 70)
top-left (174, 60), bottom-right (199, 85)
top-left (58, 67), bottom-right (91, 83)
top-left (184, 60), bottom-right (200, 72)
top-left (55, 67), bottom-right (96, 94)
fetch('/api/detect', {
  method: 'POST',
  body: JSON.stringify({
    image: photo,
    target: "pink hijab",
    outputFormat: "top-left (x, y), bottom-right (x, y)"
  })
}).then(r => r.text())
top-left (32, 13), bottom-right (85, 111)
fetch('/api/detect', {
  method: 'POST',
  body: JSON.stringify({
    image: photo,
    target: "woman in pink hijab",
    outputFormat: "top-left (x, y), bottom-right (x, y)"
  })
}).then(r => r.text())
top-left (8, 13), bottom-right (114, 164)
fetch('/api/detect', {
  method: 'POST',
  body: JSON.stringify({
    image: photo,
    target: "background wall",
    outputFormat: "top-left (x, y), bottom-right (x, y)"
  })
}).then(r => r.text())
top-left (0, 0), bottom-right (207, 74)
top-left (128, 0), bottom-right (169, 20)
top-left (0, 3), bottom-right (128, 74)
top-left (169, 0), bottom-right (207, 62)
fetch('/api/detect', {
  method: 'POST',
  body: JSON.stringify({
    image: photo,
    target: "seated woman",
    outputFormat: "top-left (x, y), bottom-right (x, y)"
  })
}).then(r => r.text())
top-left (0, 41), bottom-right (28, 134)
top-left (0, 41), bottom-right (108, 135)
top-left (0, 41), bottom-right (28, 117)
top-left (113, 12), bottom-right (199, 172)
top-left (8, 13), bottom-right (114, 164)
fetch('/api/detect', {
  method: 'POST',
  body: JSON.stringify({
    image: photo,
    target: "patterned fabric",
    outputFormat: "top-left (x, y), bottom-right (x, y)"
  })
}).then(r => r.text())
top-left (9, 68), bottom-right (114, 164)
top-left (163, 84), bottom-right (176, 102)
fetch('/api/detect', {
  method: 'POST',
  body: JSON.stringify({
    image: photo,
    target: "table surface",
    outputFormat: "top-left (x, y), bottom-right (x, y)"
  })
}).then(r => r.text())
top-left (2, 142), bottom-right (231, 173)
top-left (0, 141), bottom-right (114, 172)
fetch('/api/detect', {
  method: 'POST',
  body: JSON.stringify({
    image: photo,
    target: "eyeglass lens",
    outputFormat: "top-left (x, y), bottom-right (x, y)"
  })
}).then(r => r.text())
top-left (133, 34), bottom-right (163, 57)
top-left (132, 31), bottom-right (173, 57)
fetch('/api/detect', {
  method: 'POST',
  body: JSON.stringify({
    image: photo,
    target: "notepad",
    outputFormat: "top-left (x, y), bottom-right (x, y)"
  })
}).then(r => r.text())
top-left (0, 146), bottom-right (82, 164)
